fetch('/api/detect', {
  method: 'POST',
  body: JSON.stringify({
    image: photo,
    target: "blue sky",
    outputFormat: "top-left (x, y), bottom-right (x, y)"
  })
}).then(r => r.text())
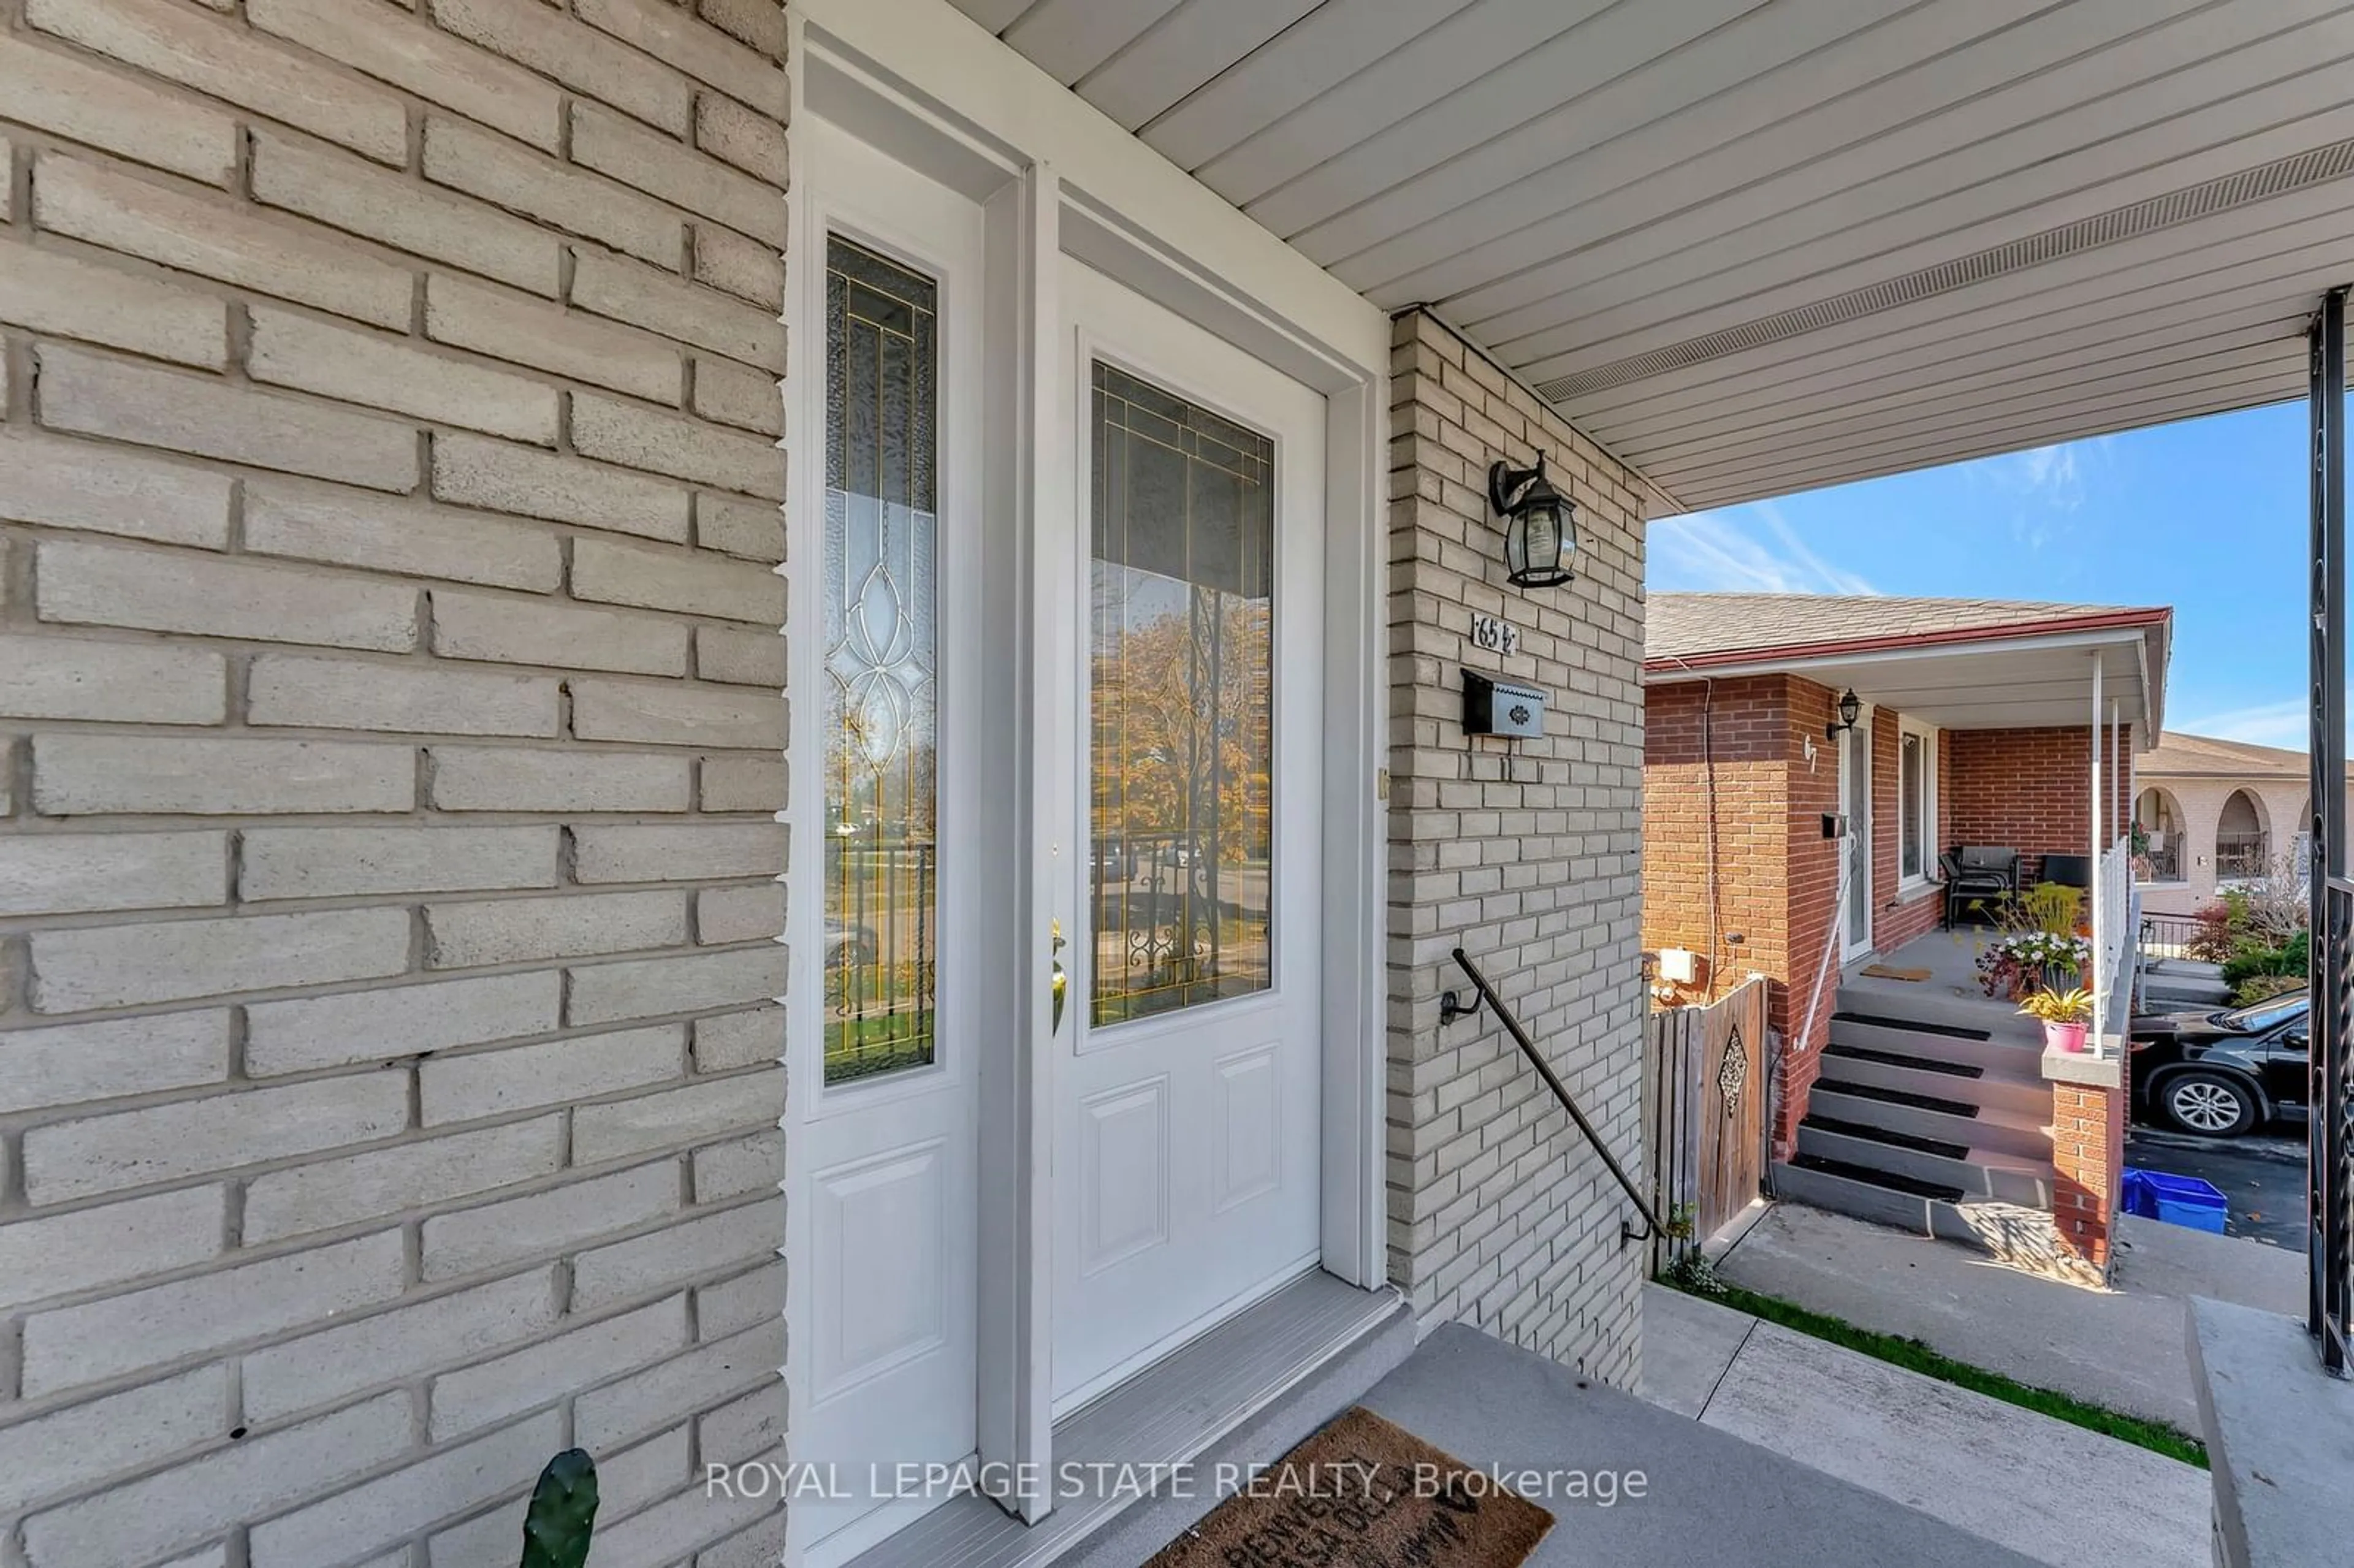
top-left (1648, 401), bottom-right (2314, 749)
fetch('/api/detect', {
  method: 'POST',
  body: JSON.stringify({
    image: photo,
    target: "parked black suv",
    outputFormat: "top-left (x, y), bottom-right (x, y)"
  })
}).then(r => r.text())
top-left (2130, 992), bottom-right (2309, 1138)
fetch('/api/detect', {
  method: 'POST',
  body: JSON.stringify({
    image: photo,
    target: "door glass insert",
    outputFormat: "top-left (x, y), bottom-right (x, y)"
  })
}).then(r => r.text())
top-left (1089, 362), bottom-right (1274, 1027)
top-left (1845, 730), bottom-right (1870, 948)
top-left (824, 236), bottom-right (939, 1084)
top-left (1900, 731), bottom-right (1925, 880)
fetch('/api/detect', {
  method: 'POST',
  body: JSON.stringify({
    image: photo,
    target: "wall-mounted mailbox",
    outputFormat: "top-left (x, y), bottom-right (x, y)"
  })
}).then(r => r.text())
top-left (1822, 813), bottom-right (1848, 839)
top-left (1464, 671), bottom-right (1547, 739)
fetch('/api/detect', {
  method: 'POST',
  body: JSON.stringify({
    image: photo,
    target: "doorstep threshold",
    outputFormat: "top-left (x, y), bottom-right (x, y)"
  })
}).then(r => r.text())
top-left (842, 1269), bottom-right (1406, 1568)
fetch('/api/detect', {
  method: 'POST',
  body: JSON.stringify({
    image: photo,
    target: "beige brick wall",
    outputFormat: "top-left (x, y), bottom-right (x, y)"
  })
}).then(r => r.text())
top-left (2134, 774), bottom-right (2314, 918)
top-left (0, 1), bottom-right (790, 1564)
top-left (1385, 310), bottom-right (1648, 1388)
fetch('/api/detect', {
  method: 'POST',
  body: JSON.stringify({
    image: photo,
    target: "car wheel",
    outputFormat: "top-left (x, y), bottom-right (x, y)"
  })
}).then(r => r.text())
top-left (2161, 1071), bottom-right (2260, 1137)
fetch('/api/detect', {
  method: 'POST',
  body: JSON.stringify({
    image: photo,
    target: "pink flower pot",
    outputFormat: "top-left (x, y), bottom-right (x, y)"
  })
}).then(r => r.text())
top-left (2043, 1020), bottom-right (2089, 1054)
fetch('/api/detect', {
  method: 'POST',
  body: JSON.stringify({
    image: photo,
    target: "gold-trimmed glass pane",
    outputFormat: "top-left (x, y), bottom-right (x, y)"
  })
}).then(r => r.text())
top-left (824, 237), bottom-right (939, 1084)
top-left (1900, 731), bottom-right (1925, 881)
top-left (1089, 362), bottom-right (1274, 1027)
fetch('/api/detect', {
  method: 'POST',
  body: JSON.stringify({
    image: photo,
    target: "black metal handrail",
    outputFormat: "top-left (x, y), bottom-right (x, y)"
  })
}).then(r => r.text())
top-left (1449, 948), bottom-right (1667, 1249)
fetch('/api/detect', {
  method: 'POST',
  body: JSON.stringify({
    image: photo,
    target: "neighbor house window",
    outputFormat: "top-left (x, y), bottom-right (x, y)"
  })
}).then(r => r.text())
top-left (1899, 723), bottom-right (1937, 883)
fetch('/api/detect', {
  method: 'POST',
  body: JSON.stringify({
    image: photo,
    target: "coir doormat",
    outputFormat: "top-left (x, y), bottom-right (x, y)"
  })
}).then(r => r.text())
top-left (1142, 1406), bottom-right (1553, 1568)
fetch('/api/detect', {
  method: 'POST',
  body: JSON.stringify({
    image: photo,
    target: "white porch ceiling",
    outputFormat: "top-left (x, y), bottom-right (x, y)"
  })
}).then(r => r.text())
top-left (951, 0), bottom-right (2354, 511)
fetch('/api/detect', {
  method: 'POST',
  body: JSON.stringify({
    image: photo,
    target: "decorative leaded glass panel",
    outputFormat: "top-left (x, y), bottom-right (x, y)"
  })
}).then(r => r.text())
top-left (825, 237), bottom-right (940, 1084)
top-left (1089, 362), bottom-right (1275, 1027)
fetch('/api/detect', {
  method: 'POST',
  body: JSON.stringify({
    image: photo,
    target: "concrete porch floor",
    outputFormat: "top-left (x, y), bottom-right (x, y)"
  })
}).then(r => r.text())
top-left (1357, 1325), bottom-right (2041, 1568)
top-left (1640, 1282), bottom-right (2206, 1568)
top-left (1068, 1317), bottom-right (2043, 1567)
top-left (1842, 929), bottom-right (2043, 1043)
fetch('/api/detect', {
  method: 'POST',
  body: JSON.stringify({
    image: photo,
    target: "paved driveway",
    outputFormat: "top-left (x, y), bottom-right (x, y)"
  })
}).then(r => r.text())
top-left (2125, 1127), bottom-right (2308, 1250)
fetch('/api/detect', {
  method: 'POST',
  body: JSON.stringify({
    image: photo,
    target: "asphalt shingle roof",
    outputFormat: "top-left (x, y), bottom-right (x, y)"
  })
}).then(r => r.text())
top-left (1647, 592), bottom-right (2157, 665)
top-left (2140, 731), bottom-right (2310, 778)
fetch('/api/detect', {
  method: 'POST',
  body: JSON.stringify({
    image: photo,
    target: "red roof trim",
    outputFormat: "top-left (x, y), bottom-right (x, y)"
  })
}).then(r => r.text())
top-left (1645, 606), bottom-right (2170, 674)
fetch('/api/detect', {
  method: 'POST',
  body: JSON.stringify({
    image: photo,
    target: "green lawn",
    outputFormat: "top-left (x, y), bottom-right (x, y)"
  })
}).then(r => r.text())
top-left (1663, 1274), bottom-right (2209, 1469)
top-left (825, 1011), bottom-right (935, 1083)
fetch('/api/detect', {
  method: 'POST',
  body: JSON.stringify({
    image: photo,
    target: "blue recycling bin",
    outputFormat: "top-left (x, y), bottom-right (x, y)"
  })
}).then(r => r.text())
top-left (2122, 1168), bottom-right (2229, 1234)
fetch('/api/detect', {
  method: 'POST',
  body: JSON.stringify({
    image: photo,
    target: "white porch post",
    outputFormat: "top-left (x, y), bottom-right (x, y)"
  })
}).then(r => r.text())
top-left (2119, 698), bottom-right (2131, 988)
top-left (2090, 654), bottom-right (2105, 1036)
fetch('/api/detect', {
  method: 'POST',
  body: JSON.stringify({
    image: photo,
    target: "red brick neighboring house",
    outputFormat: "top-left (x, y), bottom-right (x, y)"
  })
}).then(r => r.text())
top-left (1642, 594), bottom-right (2172, 1159)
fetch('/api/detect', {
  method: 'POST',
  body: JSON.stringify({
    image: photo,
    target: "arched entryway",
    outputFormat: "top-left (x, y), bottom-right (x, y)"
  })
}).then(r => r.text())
top-left (2135, 787), bottom-right (2187, 883)
top-left (2217, 788), bottom-right (2270, 880)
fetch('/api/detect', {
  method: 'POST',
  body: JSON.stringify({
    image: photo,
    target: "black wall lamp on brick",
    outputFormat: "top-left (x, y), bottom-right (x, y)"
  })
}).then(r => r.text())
top-left (1826, 688), bottom-right (1862, 740)
top-left (1488, 452), bottom-right (1576, 588)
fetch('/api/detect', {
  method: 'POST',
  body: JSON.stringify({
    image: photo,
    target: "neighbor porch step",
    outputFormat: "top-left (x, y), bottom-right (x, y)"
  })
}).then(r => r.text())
top-left (2144, 976), bottom-right (2232, 1006)
top-left (1797, 1120), bottom-right (2058, 1209)
top-left (1807, 1083), bottom-right (2051, 1160)
top-left (1788, 1152), bottom-right (1963, 1203)
top-left (1824, 1042), bottom-right (1980, 1076)
top-left (1834, 983), bottom-right (2044, 1044)
top-left (1772, 1159), bottom-right (2040, 1250)
top-left (1820, 1046), bottom-right (2052, 1118)
top-left (847, 1271), bottom-right (1410, 1568)
top-left (1830, 1015), bottom-right (2047, 1075)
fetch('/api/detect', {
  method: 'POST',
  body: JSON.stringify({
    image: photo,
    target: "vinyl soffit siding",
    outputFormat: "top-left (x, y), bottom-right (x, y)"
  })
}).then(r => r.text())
top-left (955, 0), bottom-right (2354, 509)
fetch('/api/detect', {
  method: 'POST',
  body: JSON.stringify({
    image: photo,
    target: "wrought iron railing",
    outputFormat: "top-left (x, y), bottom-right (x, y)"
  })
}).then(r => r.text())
top-left (1448, 948), bottom-right (1666, 1248)
top-left (2218, 832), bottom-right (2271, 880)
top-left (825, 839), bottom-right (936, 1083)
top-left (2134, 840), bottom-right (2184, 883)
top-left (1087, 829), bottom-right (1271, 1026)
top-left (2307, 284), bottom-right (2347, 1376)
top-left (2140, 911), bottom-right (2202, 962)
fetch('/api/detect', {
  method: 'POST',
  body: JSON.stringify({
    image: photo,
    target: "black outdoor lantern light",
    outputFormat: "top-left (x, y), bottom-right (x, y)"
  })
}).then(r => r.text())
top-left (1488, 452), bottom-right (1576, 589)
top-left (1827, 688), bottom-right (1862, 740)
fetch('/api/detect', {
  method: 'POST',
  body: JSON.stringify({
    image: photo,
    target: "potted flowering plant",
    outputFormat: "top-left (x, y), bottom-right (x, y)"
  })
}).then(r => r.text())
top-left (2019, 985), bottom-right (2095, 1053)
top-left (1974, 930), bottom-right (2090, 1000)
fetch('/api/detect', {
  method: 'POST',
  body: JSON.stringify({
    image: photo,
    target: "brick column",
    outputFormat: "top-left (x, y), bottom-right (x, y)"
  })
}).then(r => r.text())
top-left (2046, 1048), bottom-right (2130, 1283)
top-left (1384, 308), bottom-right (1648, 1388)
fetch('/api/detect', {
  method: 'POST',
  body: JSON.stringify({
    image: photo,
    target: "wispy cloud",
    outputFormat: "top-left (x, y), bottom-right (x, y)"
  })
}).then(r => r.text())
top-left (1651, 499), bottom-right (1876, 595)
top-left (2177, 699), bottom-right (2309, 748)
top-left (1960, 436), bottom-right (2115, 551)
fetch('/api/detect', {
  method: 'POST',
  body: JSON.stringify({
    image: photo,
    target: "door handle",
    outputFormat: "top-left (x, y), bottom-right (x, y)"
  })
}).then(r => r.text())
top-left (1051, 919), bottom-right (1068, 1035)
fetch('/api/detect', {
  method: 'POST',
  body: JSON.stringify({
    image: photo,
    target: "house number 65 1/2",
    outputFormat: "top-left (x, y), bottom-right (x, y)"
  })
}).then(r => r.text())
top-left (1469, 612), bottom-right (1520, 657)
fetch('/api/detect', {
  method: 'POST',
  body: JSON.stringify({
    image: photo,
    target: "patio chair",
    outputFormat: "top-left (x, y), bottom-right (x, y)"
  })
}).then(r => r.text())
top-left (1943, 846), bottom-right (2017, 929)
top-left (2038, 852), bottom-right (2092, 889)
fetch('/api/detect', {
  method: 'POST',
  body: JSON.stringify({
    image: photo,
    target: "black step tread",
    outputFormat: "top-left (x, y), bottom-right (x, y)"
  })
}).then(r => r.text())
top-left (1812, 1078), bottom-right (1980, 1119)
top-left (1823, 1043), bottom-right (1983, 1079)
top-left (1832, 1010), bottom-right (1994, 1042)
top-left (1789, 1152), bottom-right (1967, 1205)
top-left (1804, 1115), bottom-right (1969, 1162)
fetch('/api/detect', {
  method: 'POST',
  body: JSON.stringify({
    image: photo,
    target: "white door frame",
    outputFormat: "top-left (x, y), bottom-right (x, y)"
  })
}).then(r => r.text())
top-left (1841, 715), bottom-right (1875, 963)
top-left (788, 0), bottom-right (1388, 1541)
top-left (782, 120), bottom-right (1000, 1568)
top-left (1049, 261), bottom-right (1328, 1416)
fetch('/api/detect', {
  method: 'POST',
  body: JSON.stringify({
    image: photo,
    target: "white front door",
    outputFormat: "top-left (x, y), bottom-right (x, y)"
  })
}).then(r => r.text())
top-left (1049, 263), bottom-right (1327, 1410)
top-left (1842, 718), bottom-right (1874, 961)
top-left (788, 122), bottom-right (990, 1567)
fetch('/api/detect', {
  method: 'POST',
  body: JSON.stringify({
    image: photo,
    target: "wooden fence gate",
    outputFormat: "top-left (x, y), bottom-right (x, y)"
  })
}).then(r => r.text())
top-left (1643, 978), bottom-right (1769, 1272)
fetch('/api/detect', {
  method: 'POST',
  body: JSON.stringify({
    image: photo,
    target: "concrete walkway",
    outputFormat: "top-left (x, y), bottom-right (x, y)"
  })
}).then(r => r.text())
top-left (1641, 1283), bottom-right (2209, 1568)
top-left (1365, 1324), bottom-right (2040, 1568)
top-left (1712, 1201), bottom-right (2304, 1431)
